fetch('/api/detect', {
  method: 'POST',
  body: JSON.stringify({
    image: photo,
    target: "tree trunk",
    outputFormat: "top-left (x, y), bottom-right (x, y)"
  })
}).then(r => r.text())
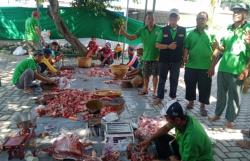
top-left (48, 0), bottom-right (87, 55)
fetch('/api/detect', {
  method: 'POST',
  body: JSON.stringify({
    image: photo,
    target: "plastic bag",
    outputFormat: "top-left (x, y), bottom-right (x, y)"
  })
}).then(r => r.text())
top-left (13, 46), bottom-right (27, 56)
top-left (57, 77), bottom-right (70, 89)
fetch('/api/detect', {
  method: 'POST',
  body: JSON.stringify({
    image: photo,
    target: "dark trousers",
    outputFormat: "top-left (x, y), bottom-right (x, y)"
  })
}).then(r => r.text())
top-left (157, 62), bottom-right (181, 99)
top-left (154, 134), bottom-right (180, 160)
top-left (184, 67), bottom-right (212, 104)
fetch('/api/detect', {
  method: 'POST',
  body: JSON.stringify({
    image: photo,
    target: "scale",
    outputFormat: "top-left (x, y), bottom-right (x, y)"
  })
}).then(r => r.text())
top-left (104, 122), bottom-right (134, 149)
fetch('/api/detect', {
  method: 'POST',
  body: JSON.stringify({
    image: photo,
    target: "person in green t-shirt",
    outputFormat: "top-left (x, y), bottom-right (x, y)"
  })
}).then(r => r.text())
top-left (25, 11), bottom-right (44, 54)
top-left (208, 3), bottom-right (250, 128)
top-left (183, 12), bottom-right (218, 116)
top-left (138, 100), bottom-right (213, 161)
top-left (120, 12), bottom-right (161, 97)
top-left (12, 50), bottom-right (56, 94)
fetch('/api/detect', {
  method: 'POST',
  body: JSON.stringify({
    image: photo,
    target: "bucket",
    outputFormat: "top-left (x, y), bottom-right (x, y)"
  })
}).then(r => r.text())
top-left (77, 57), bottom-right (92, 68)
top-left (110, 64), bottom-right (129, 79)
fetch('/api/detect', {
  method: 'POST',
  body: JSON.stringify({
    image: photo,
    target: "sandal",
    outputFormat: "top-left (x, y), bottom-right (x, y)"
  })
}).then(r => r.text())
top-left (153, 98), bottom-right (162, 105)
top-left (186, 102), bottom-right (194, 109)
top-left (208, 115), bottom-right (220, 122)
top-left (241, 130), bottom-right (250, 138)
top-left (236, 140), bottom-right (250, 149)
top-left (138, 90), bottom-right (148, 95)
top-left (200, 109), bottom-right (208, 117)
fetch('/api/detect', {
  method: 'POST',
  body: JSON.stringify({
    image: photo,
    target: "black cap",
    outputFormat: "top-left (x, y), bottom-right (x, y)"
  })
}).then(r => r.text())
top-left (43, 48), bottom-right (52, 55)
top-left (231, 3), bottom-right (249, 12)
top-left (161, 100), bottom-right (186, 117)
top-left (33, 50), bottom-right (44, 56)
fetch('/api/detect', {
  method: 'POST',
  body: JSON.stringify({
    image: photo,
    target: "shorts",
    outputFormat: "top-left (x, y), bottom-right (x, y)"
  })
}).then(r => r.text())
top-left (142, 61), bottom-right (159, 77)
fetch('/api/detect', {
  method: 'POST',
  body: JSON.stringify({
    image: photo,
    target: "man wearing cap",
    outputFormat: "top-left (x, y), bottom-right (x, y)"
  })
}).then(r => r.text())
top-left (154, 9), bottom-right (186, 105)
top-left (98, 42), bottom-right (114, 66)
top-left (208, 3), bottom-right (250, 128)
top-left (138, 100), bottom-right (213, 161)
top-left (120, 12), bottom-right (161, 96)
top-left (12, 50), bottom-right (56, 94)
top-left (183, 12), bottom-right (218, 116)
top-left (25, 10), bottom-right (44, 54)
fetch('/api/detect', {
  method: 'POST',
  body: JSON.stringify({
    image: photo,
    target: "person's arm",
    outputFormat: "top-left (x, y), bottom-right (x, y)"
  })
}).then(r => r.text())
top-left (207, 48), bottom-right (222, 77)
top-left (34, 71), bottom-right (56, 84)
top-left (138, 123), bottom-right (174, 151)
top-left (183, 48), bottom-right (189, 64)
top-left (127, 55), bottom-right (138, 67)
top-left (119, 25), bottom-right (138, 40)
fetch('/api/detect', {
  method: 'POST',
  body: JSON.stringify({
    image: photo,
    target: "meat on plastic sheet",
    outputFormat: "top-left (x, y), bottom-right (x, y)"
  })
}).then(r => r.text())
top-left (134, 115), bottom-right (167, 140)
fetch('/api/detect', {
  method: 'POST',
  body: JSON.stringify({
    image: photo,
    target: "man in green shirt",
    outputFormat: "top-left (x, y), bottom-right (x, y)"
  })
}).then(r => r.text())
top-left (25, 11), bottom-right (44, 54)
top-left (120, 12), bottom-right (161, 97)
top-left (12, 50), bottom-right (56, 94)
top-left (209, 3), bottom-right (250, 128)
top-left (183, 12), bottom-right (217, 116)
top-left (138, 100), bottom-right (213, 161)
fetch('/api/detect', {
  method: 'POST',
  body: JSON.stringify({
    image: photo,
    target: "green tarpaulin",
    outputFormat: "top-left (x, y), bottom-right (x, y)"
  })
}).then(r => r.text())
top-left (0, 7), bottom-right (143, 45)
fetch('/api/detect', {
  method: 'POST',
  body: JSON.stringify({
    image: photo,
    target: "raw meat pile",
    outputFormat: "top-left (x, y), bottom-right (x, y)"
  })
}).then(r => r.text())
top-left (42, 134), bottom-right (101, 160)
top-left (53, 134), bottom-right (84, 157)
top-left (101, 151), bottom-right (120, 161)
top-left (127, 144), bottom-right (155, 161)
top-left (35, 89), bottom-right (96, 118)
top-left (87, 67), bottom-right (111, 77)
top-left (134, 116), bottom-right (167, 140)
top-left (60, 69), bottom-right (74, 79)
top-left (35, 89), bottom-right (122, 120)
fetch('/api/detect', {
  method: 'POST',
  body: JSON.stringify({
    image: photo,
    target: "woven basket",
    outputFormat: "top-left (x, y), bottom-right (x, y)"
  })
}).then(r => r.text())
top-left (110, 64), bottom-right (129, 79)
top-left (77, 57), bottom-right (92, 68)
top-left (86, 100), bottom-right (103, 114)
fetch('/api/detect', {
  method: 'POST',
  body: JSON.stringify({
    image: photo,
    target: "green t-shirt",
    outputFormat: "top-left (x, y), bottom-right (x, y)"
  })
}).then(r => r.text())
top-left (175, 116), bottom-right (213, 161)
top-left (12, 56), bottom-right (37, 85)
top-left (218, 23), bottom-right (250, 75)
top-left (25, 17), bottom-right (39, 42)
top-left (184, 29), bottom-right (215, 69)
top-left (135, 26), bottom-right (161, 61)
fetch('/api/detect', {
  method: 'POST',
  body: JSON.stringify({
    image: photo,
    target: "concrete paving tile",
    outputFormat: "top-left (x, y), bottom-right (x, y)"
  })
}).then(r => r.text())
top-left (226, 152), bottom-right (243, 158)
top-left (214, 147), bottom-right (228, 158)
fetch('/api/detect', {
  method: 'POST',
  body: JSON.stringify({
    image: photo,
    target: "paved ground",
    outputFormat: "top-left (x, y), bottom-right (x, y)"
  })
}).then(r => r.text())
top-left (0, 51), bottom-right (250, 161)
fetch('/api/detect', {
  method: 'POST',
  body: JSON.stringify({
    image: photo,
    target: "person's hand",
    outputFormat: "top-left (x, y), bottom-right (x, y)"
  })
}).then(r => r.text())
top-left (238, 69), bottom-right (249, 80)
top-left (56, 71), bottom-right (61, 76)
top-left (168, 42), bottom-right (177, 50)
top-left (119, 25), bottom-right (126, 35)
top-left (207, 66), bottom-right (215, 77)
top-left (183, 55), bottom-right (188, 64)
top-left (47, 79), bottom-right (57, 85)
top-left (137, 139), bottom-right (151, 152)
top-left (169, 155), bottom-right (179, 161)
top-left (212, 40), bottom-right (220, 50)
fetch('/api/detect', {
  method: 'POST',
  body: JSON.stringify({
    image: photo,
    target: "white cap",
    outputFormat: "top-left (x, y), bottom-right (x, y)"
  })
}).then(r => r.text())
top-left (169, 8), bottom-right (180, 17)
top-left (160, 100), bottom-right (186, 117)
top-left (136, 43), bottom-right (143, 49)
